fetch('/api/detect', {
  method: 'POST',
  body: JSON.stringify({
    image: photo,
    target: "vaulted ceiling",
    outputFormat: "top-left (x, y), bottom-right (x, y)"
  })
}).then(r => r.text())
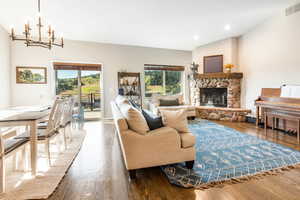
top-left (0, 0), bottom-right (296, 50)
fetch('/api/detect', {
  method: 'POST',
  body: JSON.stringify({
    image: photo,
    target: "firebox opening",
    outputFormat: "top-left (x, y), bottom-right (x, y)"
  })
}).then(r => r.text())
top-left (200, 88), bottom-right (228, 107)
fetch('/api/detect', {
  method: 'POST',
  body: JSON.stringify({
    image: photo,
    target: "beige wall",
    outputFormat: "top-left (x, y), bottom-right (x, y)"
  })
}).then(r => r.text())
top-left (0, 25), bottom-right (11, 108)
top-left (11, 40), bottom-right (191, 118)
top-left (239, 11), bottom-right (300, 114)
top-left (192, 37), bottom-right (239, 73)
top-left (192, 10), bottom-right (300, 115)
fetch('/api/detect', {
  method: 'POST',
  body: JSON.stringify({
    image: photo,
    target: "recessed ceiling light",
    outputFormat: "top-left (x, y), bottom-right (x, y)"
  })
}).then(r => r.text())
top-left (224, 24), bottom-right (231, 31)
top-left (193, 35), bottom-right (199, 41)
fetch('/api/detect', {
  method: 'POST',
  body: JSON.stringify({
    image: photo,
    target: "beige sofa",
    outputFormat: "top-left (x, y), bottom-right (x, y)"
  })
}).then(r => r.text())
top-left (149, 94), bottom-right (196, 118)
top-left (111, 97), bottom-right (196, 178)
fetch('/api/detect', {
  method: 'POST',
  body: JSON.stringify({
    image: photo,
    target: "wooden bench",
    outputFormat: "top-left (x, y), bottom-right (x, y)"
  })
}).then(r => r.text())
top-left (265, 111), bottom-right (300, 144)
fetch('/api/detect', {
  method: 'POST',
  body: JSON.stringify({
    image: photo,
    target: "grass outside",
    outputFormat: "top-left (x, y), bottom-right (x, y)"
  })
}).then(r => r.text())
top-left (145, 85), bottom-right (164, 95)
top-left (60, 83), bottom-right (100, 101)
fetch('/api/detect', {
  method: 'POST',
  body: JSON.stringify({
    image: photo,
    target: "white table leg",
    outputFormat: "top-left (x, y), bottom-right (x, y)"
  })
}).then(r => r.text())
top-left (0, 155), bottom-right (5, 193)
top-left (30, 120), bottom-right (38, 176)
top-left (0, 129), bottom-right (5, 193)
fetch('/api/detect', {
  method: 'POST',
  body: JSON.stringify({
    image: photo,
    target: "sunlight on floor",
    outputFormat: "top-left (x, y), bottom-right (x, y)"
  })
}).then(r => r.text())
top-left (10, 140), bottom-right (64, 189)
top-left (2, 124), bottom-right (86, 198)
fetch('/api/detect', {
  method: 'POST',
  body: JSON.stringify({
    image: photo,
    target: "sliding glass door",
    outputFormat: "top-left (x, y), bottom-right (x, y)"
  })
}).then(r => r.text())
top-left (55, 69), bottom-right (101, 121)
top-left (56, 70), bottom-right (79, 97)
top-left (80, 70), bottom-right (101, 120)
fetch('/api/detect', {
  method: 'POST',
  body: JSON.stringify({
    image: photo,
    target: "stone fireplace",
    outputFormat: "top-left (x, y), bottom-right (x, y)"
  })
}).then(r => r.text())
top-left (200, 88), bottom-right (227, 107)
top-left (190, 72), bottom-right (251, 122)
top-left (190, 73), bottom-right (243, 108)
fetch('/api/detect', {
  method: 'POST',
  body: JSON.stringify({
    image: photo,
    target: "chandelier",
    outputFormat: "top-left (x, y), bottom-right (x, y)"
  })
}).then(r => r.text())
top-left (10, 0), bottom-right (64, 49)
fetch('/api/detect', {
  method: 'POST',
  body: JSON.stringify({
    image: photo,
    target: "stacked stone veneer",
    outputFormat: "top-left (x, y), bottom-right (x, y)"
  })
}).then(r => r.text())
top-left (196, 107), bottom-right (251, 122)
top-left (190, 77), bottom-right (241, 108)
top-left (190, 73), bottom-right (251, 122)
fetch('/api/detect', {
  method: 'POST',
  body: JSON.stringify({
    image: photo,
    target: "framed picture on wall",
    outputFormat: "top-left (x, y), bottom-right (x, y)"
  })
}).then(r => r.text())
top-left (16, 66), bottom-right (47, 84)
top-left (203, 55), bottom-right (223, 73)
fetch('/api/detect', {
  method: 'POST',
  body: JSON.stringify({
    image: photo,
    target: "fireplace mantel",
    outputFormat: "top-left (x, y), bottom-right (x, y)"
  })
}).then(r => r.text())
top-left (195, 72), bottom-right (243, 79)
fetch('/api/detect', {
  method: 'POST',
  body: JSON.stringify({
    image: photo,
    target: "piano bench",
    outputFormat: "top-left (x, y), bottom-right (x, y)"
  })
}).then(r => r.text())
top-left (265, 112), bottom-right (300, 144)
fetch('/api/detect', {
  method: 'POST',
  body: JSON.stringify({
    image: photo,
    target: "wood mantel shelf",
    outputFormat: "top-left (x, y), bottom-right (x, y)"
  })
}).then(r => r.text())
top-left (195, 72), bottom-right (243, 79)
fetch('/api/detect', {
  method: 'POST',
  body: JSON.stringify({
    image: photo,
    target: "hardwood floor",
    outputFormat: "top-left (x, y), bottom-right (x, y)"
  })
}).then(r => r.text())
top-left (48, 120), bottom-right (300, 200)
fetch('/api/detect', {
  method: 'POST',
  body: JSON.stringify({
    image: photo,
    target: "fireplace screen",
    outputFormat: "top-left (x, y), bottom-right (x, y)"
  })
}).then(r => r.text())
top-left (200, 88), bottom-right (227, 107)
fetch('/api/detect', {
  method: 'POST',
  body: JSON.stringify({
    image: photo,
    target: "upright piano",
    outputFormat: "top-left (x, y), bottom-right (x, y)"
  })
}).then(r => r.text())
top-left (255, 88), bottom-right (300, 132)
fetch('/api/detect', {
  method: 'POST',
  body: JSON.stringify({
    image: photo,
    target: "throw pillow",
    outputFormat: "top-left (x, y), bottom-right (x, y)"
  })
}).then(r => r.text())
top-left (119, 103), bottom-right (150, 135)
top-left (129, 100), bottom-right (141, 109)
top-left (115, 95), bottom-right (129, 106)
top-left (160, 109), bottom-right (189, 133)
top-left (142, 109), bottom-right (164, 130)
top-left (159, 98), bottom-right (180, 106)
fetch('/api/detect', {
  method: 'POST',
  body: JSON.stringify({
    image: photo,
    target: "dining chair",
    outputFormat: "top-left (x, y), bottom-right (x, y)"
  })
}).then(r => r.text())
top-left (17, 98), bottom-right (64, 166)
top-left (66, 97), bottom-right (76, 142)
top-left (38, 96), bottom-right (75, 150)
top-left (0, 128), bottom-right (29, 193)
top-left (72, 96), bottom-right (84, 129)
top-left (57, 97), bottom-right (74, 150)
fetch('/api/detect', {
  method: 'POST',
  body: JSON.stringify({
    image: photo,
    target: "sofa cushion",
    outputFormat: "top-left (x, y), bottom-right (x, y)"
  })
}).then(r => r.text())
top-left (160, 109), bottom-right (189, 133)
top-left (111, 101), bottom-right (129, 131)
top-left (180, 132), bottom-right (196, 148)
top-left (116, 118), bottom-right (128, 132)
top-left (159, 99), bottom-right (180, 106)
top-left (142, 109), bottom-right (164, 130)
top-left (119, 103), bottom-right (150, 135)
top-left (152, 94), bottom-right (184, 106)
top-left (158, 105), bottom-right (196, 118)
top-left (147, 126), bottom-right (178, 136)
top-left (115, 95), bottom-right (129, 106)
top-left (158, 105), bottom-right (195, 111)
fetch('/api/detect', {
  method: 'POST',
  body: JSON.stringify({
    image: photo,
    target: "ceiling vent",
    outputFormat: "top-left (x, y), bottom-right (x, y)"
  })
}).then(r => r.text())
top-left (286, 2), bottom-right (300, 16)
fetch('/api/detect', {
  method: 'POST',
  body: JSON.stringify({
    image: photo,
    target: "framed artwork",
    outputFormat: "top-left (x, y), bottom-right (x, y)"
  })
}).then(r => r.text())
top-left (16, 66), bottom-right (47, 84)
top-left (203, 55), bottom-right (223, 73)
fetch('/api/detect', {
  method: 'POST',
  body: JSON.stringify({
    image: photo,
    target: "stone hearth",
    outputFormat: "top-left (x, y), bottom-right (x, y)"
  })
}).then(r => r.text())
top-left (196, 107), bottom-right (251, 122)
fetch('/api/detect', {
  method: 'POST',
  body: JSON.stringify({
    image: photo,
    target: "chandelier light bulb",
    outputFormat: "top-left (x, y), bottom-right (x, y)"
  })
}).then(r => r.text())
top-left (193, 35), bottom-right (199, 41)
top-left (224, 24), bottom-right (231, 31)
top-left (25, 17), bottom-right (31, 23)
top-left (47, 21), bottom-right (52, 28)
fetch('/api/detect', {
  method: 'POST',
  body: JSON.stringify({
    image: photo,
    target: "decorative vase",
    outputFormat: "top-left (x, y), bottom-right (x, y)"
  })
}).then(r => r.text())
top-left (225, 68), bottom-right (231, 73)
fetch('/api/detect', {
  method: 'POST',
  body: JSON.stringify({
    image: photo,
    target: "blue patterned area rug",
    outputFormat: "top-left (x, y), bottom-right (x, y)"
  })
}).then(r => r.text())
top-left (161, 119), bottom-right (300, 189)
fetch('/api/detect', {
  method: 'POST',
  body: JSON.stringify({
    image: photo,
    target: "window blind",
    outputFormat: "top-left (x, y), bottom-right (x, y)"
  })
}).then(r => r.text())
top-left (144, 64), bottom-right (184, 71)
top-left (53, 62), bottom-right (102, 71)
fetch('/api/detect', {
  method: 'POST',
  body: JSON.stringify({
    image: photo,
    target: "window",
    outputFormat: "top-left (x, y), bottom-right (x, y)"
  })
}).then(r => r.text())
top-left (144, 65), bottom-right (184, 97)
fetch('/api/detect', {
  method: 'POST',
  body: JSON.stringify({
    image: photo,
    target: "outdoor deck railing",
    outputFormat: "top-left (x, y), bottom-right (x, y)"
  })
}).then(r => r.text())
top-left (60, 92), bottom-right (100, 111)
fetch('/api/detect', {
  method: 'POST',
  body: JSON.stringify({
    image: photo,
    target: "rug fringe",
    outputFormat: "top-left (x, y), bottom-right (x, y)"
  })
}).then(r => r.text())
top-left (194, 163), bottom-right (300, 190)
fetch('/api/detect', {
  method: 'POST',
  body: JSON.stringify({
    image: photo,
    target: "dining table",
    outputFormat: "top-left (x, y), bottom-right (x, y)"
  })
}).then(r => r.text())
top-left (0, 105), bottom-right (51, 176)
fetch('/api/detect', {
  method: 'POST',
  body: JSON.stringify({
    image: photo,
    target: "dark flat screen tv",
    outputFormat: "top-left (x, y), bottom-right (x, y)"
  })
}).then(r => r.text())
top-left (203, 55), bottom-right (223, 73)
